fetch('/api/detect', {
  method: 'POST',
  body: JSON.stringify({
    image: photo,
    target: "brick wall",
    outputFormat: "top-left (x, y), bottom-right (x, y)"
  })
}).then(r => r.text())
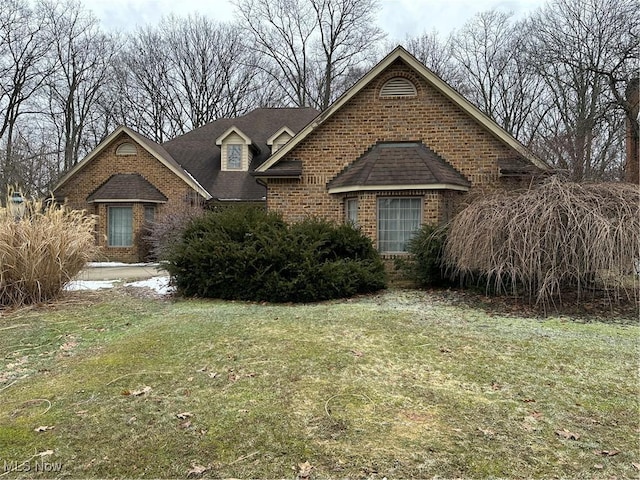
top-left (266, 59), bottom-right (520, 250)
top-left (55, 132), bottom-right (197, 262)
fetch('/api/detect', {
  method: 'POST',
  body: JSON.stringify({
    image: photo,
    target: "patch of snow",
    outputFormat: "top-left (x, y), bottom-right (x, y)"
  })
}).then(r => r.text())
top-left (65, 280), bottom-right (119, 291)
top-left (65, 276), bottom-right (174, 295)
top-left (87, 262), bottom-right (160, 268)
top-left (124, 276), bottom-right (174, 295)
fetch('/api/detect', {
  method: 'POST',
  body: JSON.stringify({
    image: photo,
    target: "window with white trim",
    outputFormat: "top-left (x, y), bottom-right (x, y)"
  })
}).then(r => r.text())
top-left (377, 197), bottom-right (421, 253)
top-left (227, 144), bottom-right (242, 170)
top-left (108, 206), bottom-right (133, 247)
top-left (144, 205), bottom-right (155, 224)
top-left (345, 198), bottom-right (358, 226)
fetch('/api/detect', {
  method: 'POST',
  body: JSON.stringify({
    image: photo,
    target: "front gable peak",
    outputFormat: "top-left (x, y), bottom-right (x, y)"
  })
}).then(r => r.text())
top-left (215, 126), bottom-right (252, 146)
top-left (54, 125), bottom-right (211, 200)
top-left (256, 45), bottom-right (550, 174)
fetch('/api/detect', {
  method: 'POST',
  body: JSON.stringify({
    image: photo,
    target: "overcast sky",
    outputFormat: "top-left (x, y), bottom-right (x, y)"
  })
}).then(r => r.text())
top-left (86, 0), bottom-right (547, 39)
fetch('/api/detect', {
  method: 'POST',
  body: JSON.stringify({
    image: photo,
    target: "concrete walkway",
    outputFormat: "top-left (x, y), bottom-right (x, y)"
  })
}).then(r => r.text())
top-left (75, 263), bottom-right (168, 282)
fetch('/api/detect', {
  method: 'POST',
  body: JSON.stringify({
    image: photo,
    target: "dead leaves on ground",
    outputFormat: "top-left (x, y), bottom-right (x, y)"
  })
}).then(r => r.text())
top-left (297, 461), bottom-right (313, 479)
top-left (176, 411), bottom-right (193, 429)
top-left (196, 366), bottom-right (219, 379)
top-left (186, 463), bottom-right (208, 477)
top-left (594, 449), bottom-right (620, 457)
top-left (555, 428), bottom-right (580, 440)
top-left (34, 425), bottom-right (55, 432)
top-left (121, 385), bottom-right (152, 396)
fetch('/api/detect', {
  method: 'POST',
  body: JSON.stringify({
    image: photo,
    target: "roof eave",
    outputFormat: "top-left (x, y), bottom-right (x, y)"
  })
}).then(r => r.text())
top-left (252, 171), bottom-right (302, 179)
top-left (87, 198), bottom-right (168, 204)
top-left (328, 183), bottom-right (470, 194)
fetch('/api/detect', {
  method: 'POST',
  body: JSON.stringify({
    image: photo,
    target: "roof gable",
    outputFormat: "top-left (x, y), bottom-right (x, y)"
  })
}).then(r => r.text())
top-left (256, 46), bottom-right (550, 174)
top-left (215, 126), bottom-right (252, 146)
top-left (162, 107), bottom-right (319, 201)
top-left (54, 126), bottom-right (211, 200)
top-left (267, 127), bottom-right (295, 146)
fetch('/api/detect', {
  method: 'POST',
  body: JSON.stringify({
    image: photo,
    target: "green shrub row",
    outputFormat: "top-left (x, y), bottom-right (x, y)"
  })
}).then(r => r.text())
top-left (165, 207), bottom-right (386, 302)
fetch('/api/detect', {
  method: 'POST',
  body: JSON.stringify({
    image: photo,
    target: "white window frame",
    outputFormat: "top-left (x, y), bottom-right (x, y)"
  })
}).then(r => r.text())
top-left (144, 205), bottom-right (155, 224)
top-left (345, 198), bottom-right (358, 227)
top-left (108, 206), bottom-right (133, 247)
top-left (227, 144), bottom-right (242, 170)
top-left (377, 197), bottom-right (422, 253)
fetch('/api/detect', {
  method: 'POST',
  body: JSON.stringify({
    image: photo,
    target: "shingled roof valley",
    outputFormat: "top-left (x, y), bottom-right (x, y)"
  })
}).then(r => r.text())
top-left (162, 107), bottom-right (319, 201)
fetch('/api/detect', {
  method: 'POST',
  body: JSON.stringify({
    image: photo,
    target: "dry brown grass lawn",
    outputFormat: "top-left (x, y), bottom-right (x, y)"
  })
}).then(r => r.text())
top-left (0, 288), bottom-right (638, 479)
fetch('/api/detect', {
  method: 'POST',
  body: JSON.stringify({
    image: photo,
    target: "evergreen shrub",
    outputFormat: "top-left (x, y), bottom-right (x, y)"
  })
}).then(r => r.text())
top-left (165, 207), bottom-right (386, 302)
top-left (401, 224), bottom-right (450, 287)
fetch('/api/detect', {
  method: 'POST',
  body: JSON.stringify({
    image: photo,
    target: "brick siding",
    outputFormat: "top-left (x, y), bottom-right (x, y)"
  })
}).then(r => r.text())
top-left (55, 132), bottom-right (196, 262)
top-left (266, 60), bottom-right (521, 251)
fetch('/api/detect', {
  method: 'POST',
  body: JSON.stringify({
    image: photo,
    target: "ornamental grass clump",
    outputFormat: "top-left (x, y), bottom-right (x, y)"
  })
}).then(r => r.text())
top-left (0, 192), bottom-right (97, 307)
top-left (443, 177), bottom-right (639, 308)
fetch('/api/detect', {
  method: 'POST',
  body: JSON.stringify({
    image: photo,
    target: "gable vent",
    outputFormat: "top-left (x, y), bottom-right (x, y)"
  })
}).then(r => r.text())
top-left (116, 142), bottom-right (137, 156)
top-left (380, 77), bottom-right (417, 97)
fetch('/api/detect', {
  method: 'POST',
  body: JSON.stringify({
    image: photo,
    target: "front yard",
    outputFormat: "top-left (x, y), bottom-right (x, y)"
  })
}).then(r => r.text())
top-left (0, 289), bottom-right (638, 478)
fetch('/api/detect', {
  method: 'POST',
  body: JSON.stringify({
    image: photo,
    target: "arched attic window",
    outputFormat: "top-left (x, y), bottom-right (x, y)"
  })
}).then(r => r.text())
top-left (116, 142), bottom-right (137, 156)
top-left (380, 77), bottom-right (417, 97)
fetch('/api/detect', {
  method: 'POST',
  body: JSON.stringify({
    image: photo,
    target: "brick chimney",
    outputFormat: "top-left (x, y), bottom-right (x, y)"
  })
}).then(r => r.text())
top-left (625, 78), bottom-right (639, 184)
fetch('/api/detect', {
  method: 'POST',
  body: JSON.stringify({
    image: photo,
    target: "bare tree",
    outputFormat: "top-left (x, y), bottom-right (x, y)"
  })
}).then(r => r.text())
top-left (234, 0), bottom-right (316, 107)
top-left (234, 0), bottom-right (384, 110)
top-left (400, 30), bottom-right (459, 85)
top-left (310, 0), bottom-right (385, 109)
top-left (162, 15), bottom-right (259, 127)
top-left (116, 26), bottom-right (181, 142)
top-left (114, 16), bottom-right (268, 141)
top-left (0, 0), bottom-right (51, 193)
top-left (39, 0), bottom-right (119, 171)
top-left (527, 0), bottom-right (637, 180)
top-left (451, 11), bottom-right (546, 144)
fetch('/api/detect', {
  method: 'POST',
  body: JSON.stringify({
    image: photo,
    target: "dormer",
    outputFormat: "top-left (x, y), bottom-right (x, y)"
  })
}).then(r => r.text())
top-left (267, 126), bottom-right (295, 154)
top-left (216, 126), bottom-right (253, 171)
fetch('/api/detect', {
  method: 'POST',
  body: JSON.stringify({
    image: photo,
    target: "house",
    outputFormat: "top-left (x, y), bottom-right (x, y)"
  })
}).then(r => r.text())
top-left (55, 45), bottom-right (548, 264)
top-left (53, 108), bottom-right (319, 261)
top-left (254, 46), bottom-right (550, 261)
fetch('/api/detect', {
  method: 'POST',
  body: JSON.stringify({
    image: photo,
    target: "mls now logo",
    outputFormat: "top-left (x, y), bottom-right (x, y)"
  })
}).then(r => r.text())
top-left (3, 460), bottom-right (63, 473)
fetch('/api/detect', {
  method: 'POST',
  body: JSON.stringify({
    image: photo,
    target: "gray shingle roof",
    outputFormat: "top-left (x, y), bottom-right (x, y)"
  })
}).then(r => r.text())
top-left (328, 142), bottom-right (471, 191)
top-left (162, 107), bottom-right (319, 201)
top-left (253, 159), bottom-right (302, 177)
top-left (498, 157), bottom-right (547, 177)
top-left (87, 174), bottom-right (168, 203)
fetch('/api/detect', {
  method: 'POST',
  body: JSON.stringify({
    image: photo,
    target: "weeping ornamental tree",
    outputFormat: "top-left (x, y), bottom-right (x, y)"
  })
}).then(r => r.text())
top-left (443, 178), bottom-right (639, 308)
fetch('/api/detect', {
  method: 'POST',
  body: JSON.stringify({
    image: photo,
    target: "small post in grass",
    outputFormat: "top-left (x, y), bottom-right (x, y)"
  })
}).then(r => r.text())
top-left (9, 190), bottom-right (26, 220)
